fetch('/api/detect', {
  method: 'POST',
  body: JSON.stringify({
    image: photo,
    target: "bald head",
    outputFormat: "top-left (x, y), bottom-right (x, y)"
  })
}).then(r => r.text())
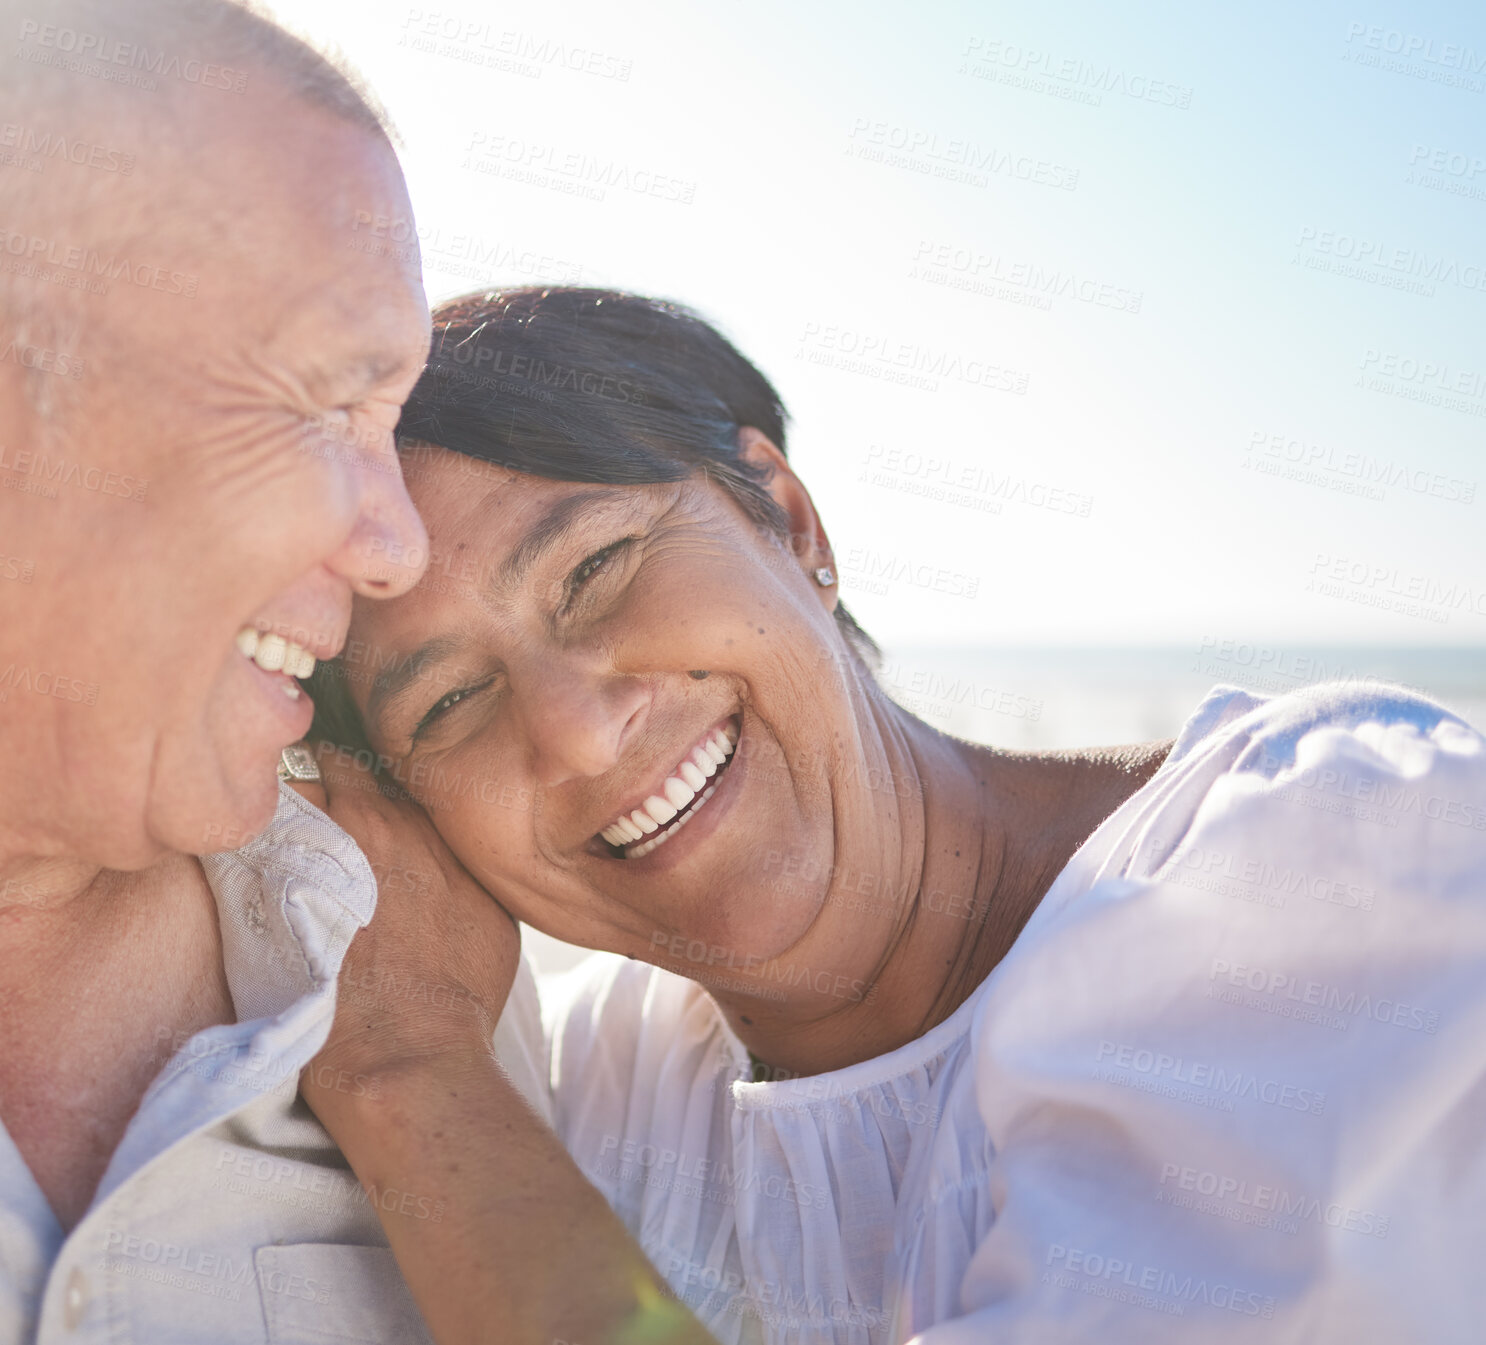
top-left (2, 0), bottom-right (394, 138)
top-left (0, 0), bottom-right (399, 419)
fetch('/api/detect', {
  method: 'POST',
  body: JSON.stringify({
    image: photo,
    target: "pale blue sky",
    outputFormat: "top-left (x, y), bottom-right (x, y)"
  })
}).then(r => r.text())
top-left (272, 0), bottom-right (1485, 647)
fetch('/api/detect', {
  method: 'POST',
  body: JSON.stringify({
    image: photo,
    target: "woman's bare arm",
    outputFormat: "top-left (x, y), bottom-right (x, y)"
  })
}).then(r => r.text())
top-left (291, 754), bottom-right (716, 1345)
top-left (308, 1053), bottom-right (710, 1345)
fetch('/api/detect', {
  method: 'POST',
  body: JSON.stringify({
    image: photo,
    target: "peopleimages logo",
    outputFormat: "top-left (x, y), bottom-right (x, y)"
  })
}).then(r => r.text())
top-left (0, 663), bottom-right (99, 706)
top-left (1342, 22), bottom-right (1486, 75)
top-left (662, 1251), bottom-right (887, 1331)
top-left (0, 339), bottom-right (85, 380)
top-left (1244, 428), bottom-right (1475, 505)
top-left (596, 1135), bottom-right (830, 1212)
top-left (909, 238), bottom-right (1143, 314)
top-left (862, 443), bottom-right (1093, 518)
top-left (99, 1231), bottom-right (331, 1305)
top-left (1157, 1163), bottom-right (1391, 1239)
top-left (960, 37), bottom-right (1194, 109)
top-left (463, 132), bottom-right (696, 205)
top-left (0, 227), bottom-right (197, 297)
top-left (1293, 225), bottom-right (1486, 297)
top-left (1094, 1040), bottom-right (1326, 1115)
top-left (428, 330), bottom-right (642, 404)
top-left (841, 546), bottom-right (980, 600)
top-left (398, 10), bottom-right (634, 83)
top-left (0, 120), bottom-right (135, 173)
top-left (798, 322), bottom-right (1030, 395)
top-left (845, 118), bottom-right (1080, 191)
top-left (0, 552), bottom-right (34, 584)
top-left (0, 444), bottom-right (146, 499)
top-left (1044, 1243), bottom-right (1275, 1319)
top-left (647, 930), bottom-right (872, 1005)
top-left (15, 21), bottom-right (249, 92)
top-left (1159, 840), bottom-right (1376, 911)
top-left (1208, 959), bottom-right (1439, 1034)
top-left (1306, 552), bottom-right (1486, 624)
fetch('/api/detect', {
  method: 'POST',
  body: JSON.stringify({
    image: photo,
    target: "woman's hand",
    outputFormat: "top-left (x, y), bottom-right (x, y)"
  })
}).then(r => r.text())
top-left (286, 745), bottom-right (717, 1345)
top-left (290, 742), bottom-right (520, 1093)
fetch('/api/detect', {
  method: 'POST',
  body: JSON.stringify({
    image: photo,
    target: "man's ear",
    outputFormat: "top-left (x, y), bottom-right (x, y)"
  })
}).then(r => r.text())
top-left (735, 426), bottom-right (838, 606)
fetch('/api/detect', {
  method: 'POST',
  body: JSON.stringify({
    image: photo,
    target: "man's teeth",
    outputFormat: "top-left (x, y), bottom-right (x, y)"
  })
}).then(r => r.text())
top-left (235, 627), bottom-right (317, 679)
top-left (599, 722), bottom-right (738, 851)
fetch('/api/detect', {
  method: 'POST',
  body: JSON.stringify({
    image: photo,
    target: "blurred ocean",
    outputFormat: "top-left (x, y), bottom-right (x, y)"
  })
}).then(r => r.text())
top-left (870, 644), bottom-right (1486, 751)
top-left (523, 645), bottom-right (1486, 978)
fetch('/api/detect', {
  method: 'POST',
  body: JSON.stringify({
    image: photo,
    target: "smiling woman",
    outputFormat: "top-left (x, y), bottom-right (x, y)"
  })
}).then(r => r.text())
top-left (303, 286), bottom-right (1486, 1345)
top-left (305, 287), bottom-right (1091, 1013)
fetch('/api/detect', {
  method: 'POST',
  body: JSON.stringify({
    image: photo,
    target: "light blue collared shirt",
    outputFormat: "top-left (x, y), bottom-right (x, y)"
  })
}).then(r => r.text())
top-left (0, 783), bottom-right (549, 1344)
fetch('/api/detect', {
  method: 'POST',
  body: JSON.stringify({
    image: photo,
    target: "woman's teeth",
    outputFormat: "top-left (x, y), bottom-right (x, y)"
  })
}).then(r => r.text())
top-left (599, 720), bottom-right (739, 856)
top-left (236, 627), bottom-right (317, 697)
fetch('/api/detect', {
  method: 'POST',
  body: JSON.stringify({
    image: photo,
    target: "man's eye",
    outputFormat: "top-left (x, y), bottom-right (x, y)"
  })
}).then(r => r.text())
top-left (412, 677), bottom-right (494, 742)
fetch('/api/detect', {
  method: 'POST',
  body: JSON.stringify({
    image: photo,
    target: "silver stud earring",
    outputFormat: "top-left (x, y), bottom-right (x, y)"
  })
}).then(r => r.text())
top-left (814, 566), bottom-right (835, 587)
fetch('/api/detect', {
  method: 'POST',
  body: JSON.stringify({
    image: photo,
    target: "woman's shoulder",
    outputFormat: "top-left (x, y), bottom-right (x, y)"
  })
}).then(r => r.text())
top-left (1018, 678), bottom-right (1484, 939)
top-left (1154, 677), bottom-right (1484, 842)
top-left (960, 682), bottom-right (1486, 1335)
top-left (1162, 676), bottom-right (1479, 770)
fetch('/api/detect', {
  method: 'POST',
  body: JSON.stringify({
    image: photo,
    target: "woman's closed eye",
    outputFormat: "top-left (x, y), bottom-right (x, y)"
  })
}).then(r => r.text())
top-left (409, 537), bottom-right (639, 743)
top-left (413, 676), bottom-right (497, 741)
top-left (562, 537), bottom-right (636, 614)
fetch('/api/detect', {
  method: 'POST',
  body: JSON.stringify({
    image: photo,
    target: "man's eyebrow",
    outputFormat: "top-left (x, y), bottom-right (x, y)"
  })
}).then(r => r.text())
top-left (318, 346), bottom-right (425, 403)
top-left (362, 351), bottom-right (419, 384)
top-left (365, 634), bottom-right (463, 733)
top-left (498, 488), bottom-right (638, 589)
top-left (352, 349), bottom-right (424, 391)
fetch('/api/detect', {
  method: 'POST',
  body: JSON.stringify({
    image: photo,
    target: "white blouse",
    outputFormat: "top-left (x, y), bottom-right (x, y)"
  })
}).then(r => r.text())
top-left (541, 681), bottom-right (1486, 1343)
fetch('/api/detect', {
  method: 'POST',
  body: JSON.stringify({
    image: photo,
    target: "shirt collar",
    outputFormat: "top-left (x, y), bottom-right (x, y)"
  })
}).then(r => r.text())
top-left (199, 782), bottom-right (376, 1025)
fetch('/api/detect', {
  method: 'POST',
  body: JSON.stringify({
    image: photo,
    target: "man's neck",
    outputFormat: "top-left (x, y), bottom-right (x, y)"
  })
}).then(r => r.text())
top-left (0, 855), bottom-right (235, 1230)
top-left (0, 853), bottom-right (107, 918)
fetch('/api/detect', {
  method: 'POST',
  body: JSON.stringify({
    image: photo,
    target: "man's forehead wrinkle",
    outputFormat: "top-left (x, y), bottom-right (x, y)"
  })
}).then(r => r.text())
top-left (207, 332), bottom-right (320, 417)
top-left (254, 289), bottom-right (428, 407)
top-left (304, 349), bottom-right (416, 403)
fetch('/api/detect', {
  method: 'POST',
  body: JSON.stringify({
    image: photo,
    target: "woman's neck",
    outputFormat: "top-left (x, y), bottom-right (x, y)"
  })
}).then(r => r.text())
top-left (713, 705), bottom-right (1172, 1079)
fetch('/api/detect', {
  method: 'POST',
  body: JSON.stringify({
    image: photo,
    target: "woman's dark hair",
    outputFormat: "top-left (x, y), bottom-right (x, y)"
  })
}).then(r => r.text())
top-left (309, 285), bottom-right (876, 750)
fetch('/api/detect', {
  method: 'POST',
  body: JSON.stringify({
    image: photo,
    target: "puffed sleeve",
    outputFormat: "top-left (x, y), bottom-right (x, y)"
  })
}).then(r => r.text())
top-left (912, 681), bottom-right (1486, 1344)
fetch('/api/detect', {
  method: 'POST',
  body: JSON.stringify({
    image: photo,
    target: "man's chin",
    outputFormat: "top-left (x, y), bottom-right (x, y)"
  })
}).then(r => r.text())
top-left (171, 762), bottom-right (284, 857)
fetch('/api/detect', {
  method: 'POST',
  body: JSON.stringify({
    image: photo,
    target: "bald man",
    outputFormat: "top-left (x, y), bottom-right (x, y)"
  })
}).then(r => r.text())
top-left (0, 3), bottom-right (554, 1339)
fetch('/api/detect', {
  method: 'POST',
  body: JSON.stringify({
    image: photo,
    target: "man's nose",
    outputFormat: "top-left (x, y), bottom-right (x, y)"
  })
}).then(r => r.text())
top-left (517, 663), bottom-right (650, 787)
top-left (326, 427), bottom-right (430, 598)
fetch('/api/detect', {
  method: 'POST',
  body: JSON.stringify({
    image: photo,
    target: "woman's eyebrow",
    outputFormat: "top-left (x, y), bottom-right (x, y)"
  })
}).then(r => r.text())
top-left (364, 489), bottom-right (645, 734)
top-left (497, 488), bottom-right (639, 588)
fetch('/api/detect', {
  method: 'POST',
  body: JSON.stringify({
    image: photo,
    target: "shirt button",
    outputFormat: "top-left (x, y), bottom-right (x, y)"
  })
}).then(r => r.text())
top-left (62, 1267), bottom-right (88, 1330)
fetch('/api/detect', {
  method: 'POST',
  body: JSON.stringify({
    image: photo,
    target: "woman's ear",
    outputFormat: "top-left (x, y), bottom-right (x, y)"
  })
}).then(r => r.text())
top-left (735, 426), bottom-right (838, 608)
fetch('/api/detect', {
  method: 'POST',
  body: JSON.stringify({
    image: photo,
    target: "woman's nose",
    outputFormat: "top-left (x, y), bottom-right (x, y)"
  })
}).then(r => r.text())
top-left (517, 664), bottom-right (650, 787)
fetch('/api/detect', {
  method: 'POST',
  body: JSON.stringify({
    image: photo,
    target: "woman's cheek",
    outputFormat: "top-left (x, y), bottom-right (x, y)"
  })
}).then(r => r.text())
top-left (429, 764), bottom-right (537, 861)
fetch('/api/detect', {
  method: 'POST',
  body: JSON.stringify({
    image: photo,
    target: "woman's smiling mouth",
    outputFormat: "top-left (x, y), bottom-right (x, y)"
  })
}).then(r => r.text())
top-left (598, 716), bottom-right (740, 859)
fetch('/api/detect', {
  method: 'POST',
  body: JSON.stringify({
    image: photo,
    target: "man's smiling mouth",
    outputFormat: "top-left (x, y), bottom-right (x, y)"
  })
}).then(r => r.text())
top-left (598, 716), bottom-right (740, 860)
